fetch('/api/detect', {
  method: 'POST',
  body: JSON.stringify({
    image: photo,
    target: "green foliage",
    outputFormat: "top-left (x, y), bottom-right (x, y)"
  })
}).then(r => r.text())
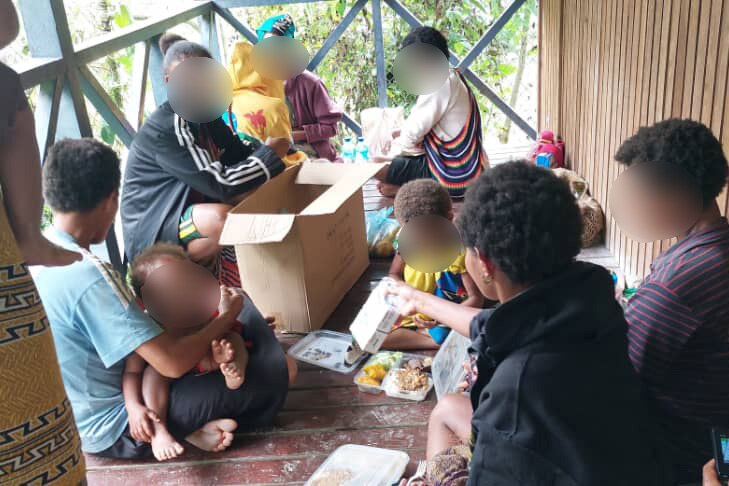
top-left (41, 205), bottom-right (53, 231)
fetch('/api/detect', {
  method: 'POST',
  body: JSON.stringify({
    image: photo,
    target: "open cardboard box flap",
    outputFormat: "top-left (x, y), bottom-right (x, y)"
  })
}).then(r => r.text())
top-left (298, 163), bottom-right (381, 216)
top-left (220, 162), bottom-right (381, 244)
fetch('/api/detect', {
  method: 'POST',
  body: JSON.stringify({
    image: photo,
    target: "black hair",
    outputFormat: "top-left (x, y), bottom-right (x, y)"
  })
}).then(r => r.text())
top-left (394, 179), bottom-right (452, 223)
top-left (401, 26), bottom-right (450, 60)
top-left (129, 242), bottom-right (189, 298)
top-left (614, 119), bottom-right (728, 206)
top-left (42, 138), bottom-right (120, 213)
top-left (457, 161), bottom-right (582, 285)
top-left (159, 32), bottom-right (212, 74)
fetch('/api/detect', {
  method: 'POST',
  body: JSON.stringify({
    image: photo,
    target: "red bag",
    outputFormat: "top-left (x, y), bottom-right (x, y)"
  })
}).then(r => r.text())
top-left (529, 130), bottom-right (565, 168)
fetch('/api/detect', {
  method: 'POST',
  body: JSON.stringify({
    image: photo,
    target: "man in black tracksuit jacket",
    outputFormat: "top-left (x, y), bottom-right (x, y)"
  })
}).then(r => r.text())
top-left (121, 101), bottom-right (285, 263)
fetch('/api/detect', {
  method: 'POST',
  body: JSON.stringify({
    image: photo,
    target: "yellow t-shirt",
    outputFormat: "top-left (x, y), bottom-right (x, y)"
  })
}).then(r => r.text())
top-left (400, 251), bottom-right (467, 327)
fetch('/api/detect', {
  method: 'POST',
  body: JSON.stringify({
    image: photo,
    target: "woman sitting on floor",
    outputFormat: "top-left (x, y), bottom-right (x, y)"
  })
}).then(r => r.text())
top-left (256, 14), bottom-right (344, 162)
top-left (374, 26), bottom-right (489, 198)
top-left (389, 162), bottom-right (671, 485)
top-left (122, 33), bottom-right (290, 287)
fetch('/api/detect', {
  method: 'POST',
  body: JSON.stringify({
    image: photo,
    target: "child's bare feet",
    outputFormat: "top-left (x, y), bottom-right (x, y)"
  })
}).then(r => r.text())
top-left (185, 419), bottom-right (237, 452)
top-left (211, 338), bottom-right (234, 364)
top-left (151, 425), bottom-right (185, 461)
top-left (220, 360), bottom-right (245, 389)
top-left (20, 236), bottom-right (81, 267)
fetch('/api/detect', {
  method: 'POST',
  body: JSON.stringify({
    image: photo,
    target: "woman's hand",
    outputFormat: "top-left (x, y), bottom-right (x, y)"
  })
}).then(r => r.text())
top-left (126, 402), bottom-right (160, 443)
top-left (20, 236), bottom-right (81, 267)
top-left (385, 280), bottom-right (421, 317)
top-left (413, 315), bottom-right (437, 329)
top-left (265, 137), bottom-right (291, 159)
top-left (704, 460), bottom-right (727, 486)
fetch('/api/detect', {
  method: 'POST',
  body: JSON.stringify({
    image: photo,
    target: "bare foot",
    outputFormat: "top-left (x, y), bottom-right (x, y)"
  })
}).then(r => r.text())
top-left (185, 419), bottom-right (237, 452)
top-left (151, 426), bottom-right (185, 462)
top-left (376, 181), bottom-right (399, 197)
top-left (220, 361), bottom-right (245, 389)
top-left (211, 338), bottom-right (235, 365)
top-left (20, 237), bottom-right (81, 267)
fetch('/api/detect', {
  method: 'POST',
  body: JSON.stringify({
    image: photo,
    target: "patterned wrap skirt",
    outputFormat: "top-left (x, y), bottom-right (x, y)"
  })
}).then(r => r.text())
top-left (0, 201), bottom-right (85, 485)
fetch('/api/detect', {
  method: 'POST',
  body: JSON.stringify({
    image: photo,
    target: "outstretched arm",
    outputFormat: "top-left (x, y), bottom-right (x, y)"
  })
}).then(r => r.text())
top-left (388, 281), bottom-right (480, 338)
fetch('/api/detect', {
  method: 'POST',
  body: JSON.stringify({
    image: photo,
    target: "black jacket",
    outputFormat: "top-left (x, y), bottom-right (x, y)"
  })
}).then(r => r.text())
top-left (121, 102), bottom-right (285, 262)
top-left (468, 262), bottom-right (672, 486)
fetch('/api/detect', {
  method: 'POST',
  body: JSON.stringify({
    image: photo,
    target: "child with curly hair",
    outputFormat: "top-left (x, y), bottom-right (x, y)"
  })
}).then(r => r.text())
top-left (383, 179), bottom-right (483, 350)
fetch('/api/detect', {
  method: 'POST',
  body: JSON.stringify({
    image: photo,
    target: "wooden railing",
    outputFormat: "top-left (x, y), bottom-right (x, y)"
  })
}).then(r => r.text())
top-left (14, 0), bottom-right (535, 271)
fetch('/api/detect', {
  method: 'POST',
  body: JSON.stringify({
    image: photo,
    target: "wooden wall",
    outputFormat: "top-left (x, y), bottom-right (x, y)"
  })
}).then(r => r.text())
top-left (538, 0), bottom-right (729, 279)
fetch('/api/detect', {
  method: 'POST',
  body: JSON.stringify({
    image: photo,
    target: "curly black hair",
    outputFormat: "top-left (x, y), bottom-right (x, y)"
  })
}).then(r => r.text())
top-left (129, 242), bottom-right (189, 298)
top-left (401, 26), bottom-right (450, 60)
top-left (457, 161), bottom-right (582, 284)
top-left (42, 138), bottom-right (120, 213)
top-left (614, 119), bottom-right (728, 206)
top-left (394, 179), bottom-right (452, 223)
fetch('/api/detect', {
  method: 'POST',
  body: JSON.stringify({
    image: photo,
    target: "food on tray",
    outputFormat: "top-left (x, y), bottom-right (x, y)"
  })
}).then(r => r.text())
top-left (357, 375), bottom-right (381, 386)
top-left (370, 351), bottom-right (402, 371)
top-left (392, 368), bottom-right (430, 392)
top-left (302, 348), bottom-right (333, 361)
top-left (311, 468), bottom-right (353, 486)
top-left (363, 363), bottom-right (388, 381)
top-left (403, 356), bottom-right (433, 373)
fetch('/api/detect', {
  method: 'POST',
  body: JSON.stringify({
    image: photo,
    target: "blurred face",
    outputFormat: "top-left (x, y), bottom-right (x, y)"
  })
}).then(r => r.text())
top-left (396, 215), bottom-right (462, 273)
top-left (610, 162), bottom-right (703, 242)
top-left (166, 56), bottom-right (233, 124)
top-left (141, 258), bottom-right (221, 333)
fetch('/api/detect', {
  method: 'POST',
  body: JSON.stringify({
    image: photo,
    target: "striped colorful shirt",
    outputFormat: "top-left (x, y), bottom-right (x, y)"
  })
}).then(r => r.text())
top-left (625, 218), bottom-right (729, 470)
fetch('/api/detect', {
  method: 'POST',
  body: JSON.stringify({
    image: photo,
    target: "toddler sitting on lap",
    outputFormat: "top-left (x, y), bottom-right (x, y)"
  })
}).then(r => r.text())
top-left (123, 243), bottom-right (250, 461)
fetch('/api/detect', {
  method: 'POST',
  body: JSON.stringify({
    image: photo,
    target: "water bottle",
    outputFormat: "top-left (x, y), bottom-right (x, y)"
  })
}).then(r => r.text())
top-left (341, 137), bottom-right (356, 163)
top-left (355, 137), bottom-right (369, 163)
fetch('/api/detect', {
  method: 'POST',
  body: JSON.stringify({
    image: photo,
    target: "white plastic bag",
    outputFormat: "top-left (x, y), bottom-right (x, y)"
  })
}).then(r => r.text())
top-left (360, 107), bottom-right (405, 159)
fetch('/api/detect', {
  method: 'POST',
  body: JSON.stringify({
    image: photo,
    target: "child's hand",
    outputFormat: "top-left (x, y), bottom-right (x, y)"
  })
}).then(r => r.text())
top-left (265, 316), bottom-right (276, 331)
top-left (413, 315), bottom-right (437, 329)
top-left (127, 403), bottom-right (160, 443)
top-left (217, 286), bottom-right (244, 320)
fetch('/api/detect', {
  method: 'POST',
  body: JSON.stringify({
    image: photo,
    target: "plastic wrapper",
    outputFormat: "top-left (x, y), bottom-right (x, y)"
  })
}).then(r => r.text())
top-left (366, 207), bottom-right (400, 258)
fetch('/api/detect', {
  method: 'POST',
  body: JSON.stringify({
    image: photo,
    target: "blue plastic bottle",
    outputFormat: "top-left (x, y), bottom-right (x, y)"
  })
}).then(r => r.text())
top-left (342, 137), bottom-right (356, 163)
top-left (355, 137), bottom-right (369, 163)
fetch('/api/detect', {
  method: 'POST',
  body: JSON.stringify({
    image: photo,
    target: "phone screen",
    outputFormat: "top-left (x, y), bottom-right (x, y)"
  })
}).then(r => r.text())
top-left (722, 435), bottom-right (729, 464)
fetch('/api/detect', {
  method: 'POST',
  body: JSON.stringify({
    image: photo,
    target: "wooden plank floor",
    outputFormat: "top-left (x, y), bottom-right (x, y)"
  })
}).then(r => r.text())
top-left (85, 146), bottom-right (615, 485)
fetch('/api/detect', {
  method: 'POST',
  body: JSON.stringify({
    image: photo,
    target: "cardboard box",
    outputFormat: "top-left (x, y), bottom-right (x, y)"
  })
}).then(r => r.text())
top-left (220, 162), bottom-right (381, 332)
top-left (349, 278), bottom-right (401, 353)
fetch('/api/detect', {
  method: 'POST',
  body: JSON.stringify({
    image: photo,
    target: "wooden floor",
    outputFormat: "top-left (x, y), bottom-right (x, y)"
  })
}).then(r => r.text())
top-left (85, 146), bottom-right (618, 485)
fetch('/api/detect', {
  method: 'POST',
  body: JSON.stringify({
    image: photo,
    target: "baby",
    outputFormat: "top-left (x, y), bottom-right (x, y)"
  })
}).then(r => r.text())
top-left (123, 243), bottom-right (250, 461)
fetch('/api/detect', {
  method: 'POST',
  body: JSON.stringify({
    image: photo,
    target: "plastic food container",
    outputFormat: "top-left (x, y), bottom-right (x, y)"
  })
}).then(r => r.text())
top-left (432, 331), bottom-right (471, 401)
top-left (288, 330), bottom-right (367, 374)
top-left (382, 368), bottom-right (434, 402)
top-left (305, 444), bottom-right (409, 486)
top-left (353, 351), bottom-right (404, 394)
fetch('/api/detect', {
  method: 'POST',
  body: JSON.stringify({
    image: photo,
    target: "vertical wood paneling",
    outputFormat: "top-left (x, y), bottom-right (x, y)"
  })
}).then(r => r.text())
top-left (539, 0), bottom-right (729, 279)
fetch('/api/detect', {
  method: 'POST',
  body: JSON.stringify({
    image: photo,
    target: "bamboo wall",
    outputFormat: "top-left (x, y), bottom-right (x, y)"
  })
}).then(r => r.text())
top-left (538, 0), bottom-right (729, 278)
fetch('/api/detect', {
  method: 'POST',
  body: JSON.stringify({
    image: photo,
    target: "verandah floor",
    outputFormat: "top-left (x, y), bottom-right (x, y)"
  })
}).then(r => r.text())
top-left (84, 147), bottom-right (619, 485)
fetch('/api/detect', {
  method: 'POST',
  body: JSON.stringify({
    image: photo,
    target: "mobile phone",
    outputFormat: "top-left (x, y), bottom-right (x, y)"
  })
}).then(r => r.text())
top-left (711, 428), bottom-right (729, 480)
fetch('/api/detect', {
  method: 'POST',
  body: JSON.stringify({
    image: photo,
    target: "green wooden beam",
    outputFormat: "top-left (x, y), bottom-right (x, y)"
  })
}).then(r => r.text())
top-left (199, 10), bottom-right (222, 62)
top-left (74, 3), bottom-right (214, 65)
top-left (78, 66), bottom-right (137, 147)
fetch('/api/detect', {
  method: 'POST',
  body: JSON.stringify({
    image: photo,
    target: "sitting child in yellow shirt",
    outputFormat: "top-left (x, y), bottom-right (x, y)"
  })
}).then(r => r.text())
top-left (383, 179), bottom-right (483, 350)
